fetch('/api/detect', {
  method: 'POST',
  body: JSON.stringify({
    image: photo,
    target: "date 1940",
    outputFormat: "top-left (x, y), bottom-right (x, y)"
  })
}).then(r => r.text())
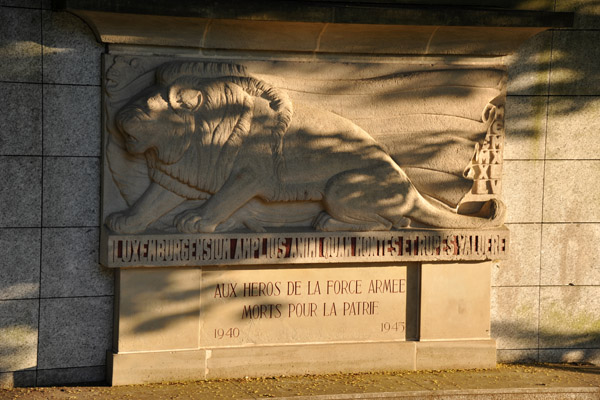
top-left (214, 327), bottom-right (240, 339)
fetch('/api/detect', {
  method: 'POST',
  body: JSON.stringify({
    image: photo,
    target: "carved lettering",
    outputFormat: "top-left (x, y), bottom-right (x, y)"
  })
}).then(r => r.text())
top-left (214, 283), bottom-right (237, 298)
top-left (288, 303), bottom-right (318, 317)
top-left (326, 280), bottom-right (362, 295)
top-left (343, 301), bottom-right (379, 316)
top-left (242, 304), bottom-right (282, 319)
top-left (368, 279), bottom-right (405, 294)
top-left (323, 302), bottom-right (337, 317)
top-left (108, 229), bottom-right (508, 267)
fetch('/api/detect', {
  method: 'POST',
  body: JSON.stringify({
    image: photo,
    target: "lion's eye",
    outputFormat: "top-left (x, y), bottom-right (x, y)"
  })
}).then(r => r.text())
top-left (177, 89), bottom-right (202, 110)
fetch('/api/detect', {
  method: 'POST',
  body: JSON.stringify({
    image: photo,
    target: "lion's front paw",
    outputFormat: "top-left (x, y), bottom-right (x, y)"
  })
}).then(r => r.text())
top-left (105, 211), bottom-right (148, 234)
top-left (174, 209), bottom-right (218, 233)
top-left (313, 211), bottom-right (333, 231)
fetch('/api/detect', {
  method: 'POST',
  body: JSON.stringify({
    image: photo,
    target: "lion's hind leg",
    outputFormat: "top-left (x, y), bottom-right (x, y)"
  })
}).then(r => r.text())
top-left (318, 166), bottom-right (414, 232)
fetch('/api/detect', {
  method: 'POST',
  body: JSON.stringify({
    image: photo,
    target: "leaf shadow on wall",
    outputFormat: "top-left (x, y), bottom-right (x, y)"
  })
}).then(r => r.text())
top-left (492, 320), bottom-right (600, 365)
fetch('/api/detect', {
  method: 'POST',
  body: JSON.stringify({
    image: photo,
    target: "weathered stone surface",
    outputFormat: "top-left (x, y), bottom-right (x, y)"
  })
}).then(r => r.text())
top-left (420, 262), bottom-right (491, 341)
top-left (546, 96), bottom-right (600, 159)
top-left (502, 160), bottom-right (544, 223)
top-left (556, 0), bottom-right (600, 29)
top-left (0, 0), bottom-right (40, 7)
top-left (0, 370), bottom-right (36, 389)
top-left (0, 83), bottom-right (42, 155)
top-left (317, 24), bottom-right (434, 55)
top-left (36, 366), bottom-right (105, 386)
top-left (200, 264), bottom-right (411, 346)
top-left (42, 11), bottom-right (103, 85)
top-left (110, 341), bottom-right (419, 385)
top-left (94, 12), bottom-right (212, 47)
top-left (550, 30), bottom-right (600, 96)
top-left (115, 264), bottom-right (414, 351)
top-left (42, 157), bottom-right (100, 227)
top-left (58, 0), bottom-right (566, 25)
top-left (539, 286), bottom-right (600, 350)
top-left (0, 157), bottom-right (42, 227)
top-left (207, 341), bottom-right (418, 379)
top-left (415, 340), bottom-right (496, 370)
top-left (496, 349), bottom-right (538, 363)
top-left (506, 30), bottom-right (552, 95)
top-left (102, 58), bottom-right (507, 241)
top-left (0, 228), bottom-right (40, 300)
top-left (492, 223), bottom-right (540, 287)
top-left (504, 95), bottom-right (547, 160)
top-left (38, 296), bottom-right (112, 369)
top-left (0, 299), bottom-right (38, 373)
top-left (109, 350), bottom-right (207, 385)
top-left (115, 268), bottom-right (201, 352)
top-left (205, 20), bottom-right (323, 52)
top-left (491, 286), bottom-right (539, 349)
top-left (64, 4), bottom-right (563, 57)
top-left (541, 223), bottom-right (600, 286)
top-left (41, 228), bottom-right (112, 297)
top-left (43, 85), bottom-right (101, 156)
top-left (539, 349), bottom-right (600, 366)
top-left (543, 160), bottom-right (600, 223)
top-left (0, 7), bottom-right (41, 82)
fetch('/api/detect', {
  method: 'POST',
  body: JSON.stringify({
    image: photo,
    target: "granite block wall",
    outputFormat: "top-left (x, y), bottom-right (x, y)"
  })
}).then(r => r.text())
top-left (0, 0), bottom-right (598, 387)
top-left (496, 0), bottom-right (600, 365)
top-left (0, 1), bottom-right (111, 387)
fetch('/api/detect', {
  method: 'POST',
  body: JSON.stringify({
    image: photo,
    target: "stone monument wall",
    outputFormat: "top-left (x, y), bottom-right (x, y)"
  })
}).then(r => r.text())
top-left (0, 0), bottom-right (598, 387)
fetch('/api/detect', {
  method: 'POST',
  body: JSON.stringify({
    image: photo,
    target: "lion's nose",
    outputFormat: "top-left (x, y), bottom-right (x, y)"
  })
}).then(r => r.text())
top-left (120, 120), bottom-right (138, 139)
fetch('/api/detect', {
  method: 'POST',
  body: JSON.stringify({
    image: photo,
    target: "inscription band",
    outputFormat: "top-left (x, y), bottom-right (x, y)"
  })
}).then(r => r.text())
top-left (103, 228), bottom-right (509, 268)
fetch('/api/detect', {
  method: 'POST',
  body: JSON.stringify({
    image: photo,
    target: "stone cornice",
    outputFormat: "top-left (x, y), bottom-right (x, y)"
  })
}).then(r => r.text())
top-left (54, 1), bottom-right (573, 56)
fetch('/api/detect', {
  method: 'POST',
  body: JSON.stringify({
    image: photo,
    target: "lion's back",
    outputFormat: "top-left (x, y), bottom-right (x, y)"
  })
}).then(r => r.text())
top-left (289, 103), bottom-right (378, 146)
top-left (279, 103), bottom-right (393, 184)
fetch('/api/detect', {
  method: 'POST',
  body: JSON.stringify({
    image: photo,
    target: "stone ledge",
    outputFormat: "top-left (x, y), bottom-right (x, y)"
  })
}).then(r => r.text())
top-left (54, 1), bottom-right (572, 27)
top-left (53, 1), bottom-right (572, 56)
top-left (108, 340), bottom-right (496, 385)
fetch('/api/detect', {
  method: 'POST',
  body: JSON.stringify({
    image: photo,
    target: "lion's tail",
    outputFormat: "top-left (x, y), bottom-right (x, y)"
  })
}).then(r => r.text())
top-left (406, 197), bottom-right (506, 229)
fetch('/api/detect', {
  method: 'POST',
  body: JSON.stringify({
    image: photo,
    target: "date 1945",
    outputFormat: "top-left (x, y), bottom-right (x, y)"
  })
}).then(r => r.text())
top-left (380, 321), bottom-right (405, 333)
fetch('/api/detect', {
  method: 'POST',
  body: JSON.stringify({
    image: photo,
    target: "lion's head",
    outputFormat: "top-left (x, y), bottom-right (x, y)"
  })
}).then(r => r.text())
top-left (116, 85), bottom-right (196, 165)
top-left (115, 61), bottom-right (293, 174)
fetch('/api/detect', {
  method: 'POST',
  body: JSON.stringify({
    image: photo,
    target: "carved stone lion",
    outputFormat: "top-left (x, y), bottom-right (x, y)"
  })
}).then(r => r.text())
top-left (105, 62), bottom-right (504, 234)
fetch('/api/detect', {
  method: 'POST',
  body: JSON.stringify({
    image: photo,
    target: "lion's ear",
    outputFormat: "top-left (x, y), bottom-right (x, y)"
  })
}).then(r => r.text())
top-left (168, 85), bottom-right (203, 111)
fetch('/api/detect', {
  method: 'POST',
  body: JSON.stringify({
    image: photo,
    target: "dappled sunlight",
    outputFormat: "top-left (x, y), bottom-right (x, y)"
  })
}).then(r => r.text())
top-left (0, 41), bottom-right (40, 58)
top-left (117, 269), bottom-right (202, 337)
top-left (0, 324), bottom-right (37, 371)
top-left (550, 67), bottom-right (585, 85)
top-left (492, 321), bottom-right (600, 364)
top-left (0, 284), bottom-right (38, 301)
top-left (89, 2), bottom-right (600, 383)
top-left (0, 41), bottom-right (74, 57)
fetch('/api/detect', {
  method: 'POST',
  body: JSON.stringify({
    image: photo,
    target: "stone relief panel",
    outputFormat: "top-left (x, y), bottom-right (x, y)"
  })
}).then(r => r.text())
top-left (100, 56), bottom-right (508, 266)
top-left (103, 57), bottom-right (506, 232)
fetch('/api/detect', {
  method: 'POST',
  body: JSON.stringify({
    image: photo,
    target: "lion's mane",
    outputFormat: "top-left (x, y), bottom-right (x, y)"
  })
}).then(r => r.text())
top-left (128, 61), bottom-right (293, 200)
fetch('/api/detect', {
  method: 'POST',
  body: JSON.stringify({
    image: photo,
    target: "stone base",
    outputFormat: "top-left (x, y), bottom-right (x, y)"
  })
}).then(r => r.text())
top-left (108, 340), bottom-right (496, 385)
top-left (109, 262), bottom-right (495, 385)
